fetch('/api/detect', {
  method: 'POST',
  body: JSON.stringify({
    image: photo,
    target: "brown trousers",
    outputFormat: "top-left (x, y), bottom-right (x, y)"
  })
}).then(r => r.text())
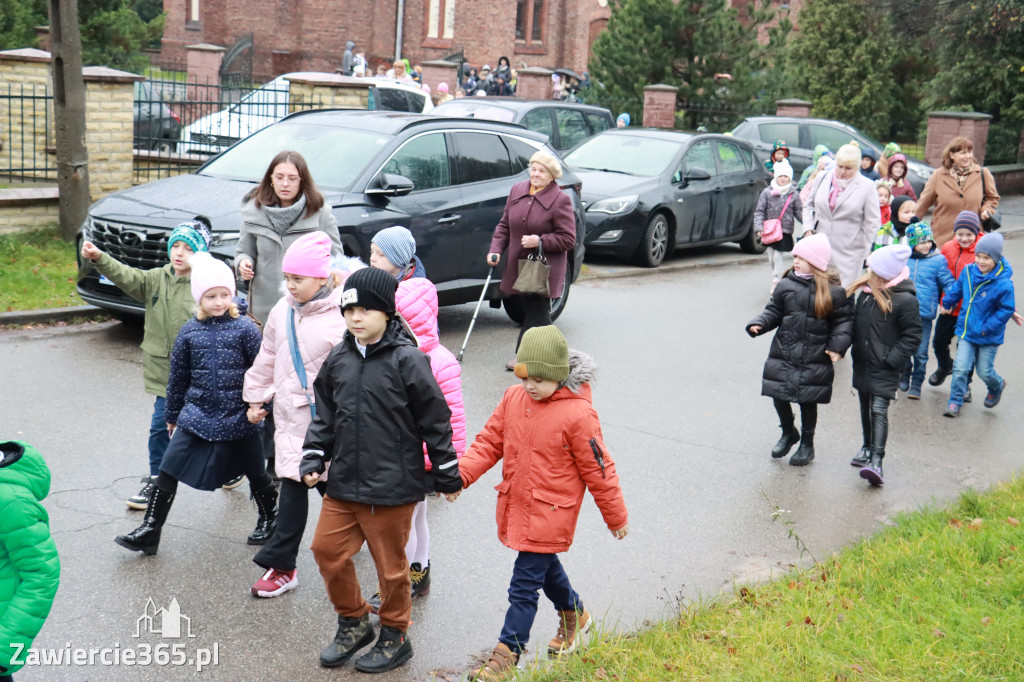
top-left (311, 496), bottom-right (416, 631)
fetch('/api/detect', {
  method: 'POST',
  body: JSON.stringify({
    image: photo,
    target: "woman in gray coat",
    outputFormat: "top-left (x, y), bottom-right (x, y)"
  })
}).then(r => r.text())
top-left (235, 150), bottom-right (344, 325)
top-left (802, 144), bottom-right (881, 288)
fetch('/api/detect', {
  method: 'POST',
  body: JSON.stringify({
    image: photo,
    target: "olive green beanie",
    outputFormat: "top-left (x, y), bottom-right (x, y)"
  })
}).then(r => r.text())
top-left (514, 325), bottom-right (569, 382)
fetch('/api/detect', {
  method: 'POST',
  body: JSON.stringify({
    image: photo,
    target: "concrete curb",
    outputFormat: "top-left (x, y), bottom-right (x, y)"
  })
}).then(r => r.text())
top-left (4, 224), bottom-right (1023, 327)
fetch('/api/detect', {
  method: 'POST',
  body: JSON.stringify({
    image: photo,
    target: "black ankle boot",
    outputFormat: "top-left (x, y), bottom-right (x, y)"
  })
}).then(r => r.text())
top-left (850, 447), bottom-right (871, 468)
top-left (319, 614), bottom-right (375, 668)
top-left (859, 451), bottom-right (885, 485)
top-left (771, 425), bottom-right (800, 458)
top-left (789, 430), bottom-right (815, 466)
top-left (115, 486), bottom-right (175, 555)
top-left (354, 625), bottom-right (414, 673)
top-left (248, 484), bottom-right (278, 545)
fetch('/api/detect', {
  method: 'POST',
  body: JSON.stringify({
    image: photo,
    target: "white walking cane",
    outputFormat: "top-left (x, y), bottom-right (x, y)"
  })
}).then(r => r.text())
top-left (457, 266), bottom-right (495, 362)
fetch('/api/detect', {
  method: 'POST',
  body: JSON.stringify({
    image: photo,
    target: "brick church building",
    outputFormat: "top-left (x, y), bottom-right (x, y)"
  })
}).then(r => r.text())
top-left (161, 0), bottom-right (617, 82)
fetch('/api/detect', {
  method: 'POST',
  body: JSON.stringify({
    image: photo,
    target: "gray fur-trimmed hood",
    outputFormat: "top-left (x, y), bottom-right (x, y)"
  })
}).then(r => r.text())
top-left (563, 349), bottom-right (596, 393)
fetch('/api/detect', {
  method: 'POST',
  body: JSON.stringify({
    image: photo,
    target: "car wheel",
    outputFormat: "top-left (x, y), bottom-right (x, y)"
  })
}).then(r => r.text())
top-left (501, 275), bottom-right (572, 324)
top-left (738, 224), bottom-right (767, 254)
top-left (633, 212), bottom-right (670, 267)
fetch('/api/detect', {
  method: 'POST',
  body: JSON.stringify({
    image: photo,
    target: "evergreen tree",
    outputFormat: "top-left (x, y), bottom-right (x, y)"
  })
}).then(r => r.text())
top-left (0, 0), bottom-right (47, 51)
top-left (78, 0), bottom-right (164, 74)
top-left (789, 0), bottom-right (898, 139)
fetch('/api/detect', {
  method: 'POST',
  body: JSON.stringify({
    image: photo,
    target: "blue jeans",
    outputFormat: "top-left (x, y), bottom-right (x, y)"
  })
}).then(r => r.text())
top-left (949, 340), bottom-right (1002, 406)
top-left (908, 317), bottom-right (933, 390)
top-left (499, 552), bottom-right (583, 654)
top-left (148, 396), bottom-right (169, 476)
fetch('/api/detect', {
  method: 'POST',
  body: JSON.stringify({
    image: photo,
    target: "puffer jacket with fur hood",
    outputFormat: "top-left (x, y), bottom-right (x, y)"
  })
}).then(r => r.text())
top-left (396, 277), bottom-right (467, 463)
top-left (459, 351), bottom-right (628, 554)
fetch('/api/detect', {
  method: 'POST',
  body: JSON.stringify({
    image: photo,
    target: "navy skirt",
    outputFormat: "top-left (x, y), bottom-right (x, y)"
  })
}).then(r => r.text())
top-left (160, 428), bottom-right (264, 491)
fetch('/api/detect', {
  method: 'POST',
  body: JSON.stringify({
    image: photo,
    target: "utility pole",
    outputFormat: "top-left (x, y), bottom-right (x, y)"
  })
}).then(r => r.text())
top-left (49, 0), bottom-right (91, 241)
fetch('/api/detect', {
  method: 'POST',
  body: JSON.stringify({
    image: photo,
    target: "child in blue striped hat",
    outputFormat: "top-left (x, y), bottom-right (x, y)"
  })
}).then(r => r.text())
top-left (80, 216), bottom-right (212, 510)
top-left (369, 226), bottom-right (426, 281)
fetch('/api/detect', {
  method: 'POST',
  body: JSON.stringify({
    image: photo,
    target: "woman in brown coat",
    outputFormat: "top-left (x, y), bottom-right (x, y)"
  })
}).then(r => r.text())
top-left (915, 136), bottom-right (1000, 246)
top-left (487, 151), bottom-right (576, 370)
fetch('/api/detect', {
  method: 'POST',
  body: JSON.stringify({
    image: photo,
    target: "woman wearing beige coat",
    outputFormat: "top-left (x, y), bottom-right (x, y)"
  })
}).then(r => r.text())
top-left (915, 136), bottom-right (1000, 247)
top-left (802, 144), bottom-right (881, 288)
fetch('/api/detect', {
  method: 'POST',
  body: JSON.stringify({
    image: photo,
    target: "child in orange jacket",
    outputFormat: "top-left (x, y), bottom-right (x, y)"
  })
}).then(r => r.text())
top-left (456, 325), bottom-right (629, 681)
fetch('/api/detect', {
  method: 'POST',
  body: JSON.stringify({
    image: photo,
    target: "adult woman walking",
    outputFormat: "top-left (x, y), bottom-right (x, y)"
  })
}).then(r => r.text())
top-left (915, 136), bottom-right (1000, 247)
top-left (235, 150), bottom-right (344, 326)
top-left (803, 143), bottom-right (881, 288)
top-left (487, 151), bottom-right (576, 370)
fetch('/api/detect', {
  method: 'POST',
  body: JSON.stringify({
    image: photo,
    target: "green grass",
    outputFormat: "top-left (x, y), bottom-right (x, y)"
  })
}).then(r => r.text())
top-left (522, 476), bottom-right (1024, 681)
top-left (0, 225), bottom-right (82, 312)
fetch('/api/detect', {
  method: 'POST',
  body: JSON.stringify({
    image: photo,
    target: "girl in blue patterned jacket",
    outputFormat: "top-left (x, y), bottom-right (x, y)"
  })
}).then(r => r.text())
top-left (115, 253), bottom-right (278, 557)
top-left (901, 223), bottom-right (955, 399)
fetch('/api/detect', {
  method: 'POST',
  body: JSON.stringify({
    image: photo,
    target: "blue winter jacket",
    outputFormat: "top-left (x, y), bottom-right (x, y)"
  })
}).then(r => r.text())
top-left (942, 258), bottom-right (1016, 346)
top-left (165, 313), bottom-right (263, 441)
top-left (908, 246), bottom-right (956, 320)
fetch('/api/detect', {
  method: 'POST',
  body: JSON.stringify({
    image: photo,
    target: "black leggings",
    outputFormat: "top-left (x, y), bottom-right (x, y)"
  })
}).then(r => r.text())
top-left (157, 461), bottom-right (273, 494)
top-left (773, 399), bottom-right (818, 432)
top-left (858, 392), bottom-right (891, 457)
top-left (515, 294), bottom-right (552, 351)
top-left (932, 314), bottom-right (957, 372)
top-left (253, 477), bottom-right (325, 571)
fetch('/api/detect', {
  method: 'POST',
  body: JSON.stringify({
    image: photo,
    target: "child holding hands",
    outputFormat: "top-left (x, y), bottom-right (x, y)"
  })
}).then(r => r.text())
top-left (459, 326), bottom-right (628, 681)
top-left (747, 234), bottom-right (853, 466)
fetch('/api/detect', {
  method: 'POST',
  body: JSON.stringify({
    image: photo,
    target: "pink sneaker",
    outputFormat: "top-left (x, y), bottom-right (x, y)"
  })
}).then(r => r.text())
top-left (251, 568), bottom-right (298, 598)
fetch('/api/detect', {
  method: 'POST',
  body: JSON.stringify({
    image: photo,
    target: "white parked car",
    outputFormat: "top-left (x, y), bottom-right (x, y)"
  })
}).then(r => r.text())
top-left (179, 73), bottom-right (433, 155)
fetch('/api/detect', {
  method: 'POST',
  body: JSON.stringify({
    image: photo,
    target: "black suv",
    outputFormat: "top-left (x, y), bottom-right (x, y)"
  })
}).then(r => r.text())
top-left (432, 99), bottom-right (614, 154)
top-left (77, 111), bottom-right (585, 322)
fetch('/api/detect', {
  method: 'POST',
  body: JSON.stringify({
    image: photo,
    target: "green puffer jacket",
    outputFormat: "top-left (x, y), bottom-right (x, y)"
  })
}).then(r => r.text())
top-left (0, 442), bottom-right (60, 676)
top-left (93, 253), bottom-right (195, 397)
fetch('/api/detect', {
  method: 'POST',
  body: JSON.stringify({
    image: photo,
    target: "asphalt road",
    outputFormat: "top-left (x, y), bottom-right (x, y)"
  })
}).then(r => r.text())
top-left (2, 233), bottom-right (1022, 681)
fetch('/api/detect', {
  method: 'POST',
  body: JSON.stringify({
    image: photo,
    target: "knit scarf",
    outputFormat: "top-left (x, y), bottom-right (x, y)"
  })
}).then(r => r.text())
top-left (770, 179), bottom-right (795, 196)
top-left (828, 172), bottom-right (851, 211)
top-left (263, 194), bottom-right (308, 235)
top-left (950, 163), bottom-right (972, 190)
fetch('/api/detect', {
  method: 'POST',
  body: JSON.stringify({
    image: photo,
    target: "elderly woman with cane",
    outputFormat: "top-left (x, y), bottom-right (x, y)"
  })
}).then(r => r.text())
top-left (802, 143), bottom-right (881, 288)
top-left (487, 151), bottom-right (576, 370)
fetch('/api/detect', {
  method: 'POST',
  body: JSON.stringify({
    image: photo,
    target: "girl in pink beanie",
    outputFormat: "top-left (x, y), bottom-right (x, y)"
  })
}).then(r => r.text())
top-left (242, 232), bottom-right (359, 597)
top-left (845, 244), bottom-right (922, 485)
top-left (746, 233), bottom-right (853, 467)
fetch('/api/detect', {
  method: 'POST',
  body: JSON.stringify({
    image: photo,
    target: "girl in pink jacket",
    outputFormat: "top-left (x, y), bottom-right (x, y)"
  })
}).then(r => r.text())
top-left (367, 226), bottom-right (467, 606)
top-left (243, 232), bottom-right (358, 598)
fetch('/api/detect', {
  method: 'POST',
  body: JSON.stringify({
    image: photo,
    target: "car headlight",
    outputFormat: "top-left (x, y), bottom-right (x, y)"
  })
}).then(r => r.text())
top-left (209, 231), bottom-right (241, 247)
top-left (586, 195), bottom-right (638, 215)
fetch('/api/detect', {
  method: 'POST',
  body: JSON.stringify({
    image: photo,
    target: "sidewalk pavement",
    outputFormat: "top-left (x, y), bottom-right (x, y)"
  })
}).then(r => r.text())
top-left (5, 195), bottom-right (1024, 327)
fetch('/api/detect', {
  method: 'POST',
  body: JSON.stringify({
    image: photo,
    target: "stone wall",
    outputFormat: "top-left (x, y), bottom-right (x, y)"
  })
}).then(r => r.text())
top-left (83, 67), bottom-right (143, 197)
top-left (0, 189), bottom-right (60, 234)
top-left (0, 49), bottom-right (54, 182)
top-left (287, 74), bottom-right (369, 112)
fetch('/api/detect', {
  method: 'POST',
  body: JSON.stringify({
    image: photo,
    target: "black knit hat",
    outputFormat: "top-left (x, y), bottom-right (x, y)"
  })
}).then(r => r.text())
top-left (341, 267), bottom-right (397, 315)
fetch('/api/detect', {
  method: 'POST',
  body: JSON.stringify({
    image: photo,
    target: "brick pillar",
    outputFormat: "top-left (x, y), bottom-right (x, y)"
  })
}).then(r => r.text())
top-left (286, 74), bottom-right (370, 115)
top-left (419, 59), bottom-right (458, 94)
top-left (775, 98), bottom-right (811, 117)
top-left (515, 66), bottom-right (554, 101)
top-left (34, 26), bottom-right (51, 52)
top-left (0, 49), bottom-right (53, 181)
top-left (186, 43), bottom-right (224, 85)
top-left (82, 66), bottom-right (144, 198)
top-left (643, 84), bottom-right (678, 129)
top-left (925, 111), bottom-right (993, 167)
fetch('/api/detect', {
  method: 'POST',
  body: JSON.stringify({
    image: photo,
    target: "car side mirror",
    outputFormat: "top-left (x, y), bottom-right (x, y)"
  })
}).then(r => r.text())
top-left (681, 167), bottom-right (711, 186)
top-left (366, 172), bottom-right (414, 196)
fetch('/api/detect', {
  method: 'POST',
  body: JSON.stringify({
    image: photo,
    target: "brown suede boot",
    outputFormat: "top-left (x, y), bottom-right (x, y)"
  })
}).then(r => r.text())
top-left (547, 607), bottom-right (592, 655)
top-left (469, 643), bottom-right (519, 680)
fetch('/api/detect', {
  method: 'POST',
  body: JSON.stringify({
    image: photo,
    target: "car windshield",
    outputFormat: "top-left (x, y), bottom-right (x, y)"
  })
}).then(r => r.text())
top-left (564, 134), bottom-right (685, 176)
top-left (433, 102), bottom-right (516, 122)
top-left (198, 120), bottom-right (391, 191)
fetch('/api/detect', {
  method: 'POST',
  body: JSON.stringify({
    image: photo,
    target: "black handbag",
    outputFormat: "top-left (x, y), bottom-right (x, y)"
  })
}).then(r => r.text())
top-left (980, 169), bottom-right (1001, 232)
top-left (512, 243), bottom-right (551, 296)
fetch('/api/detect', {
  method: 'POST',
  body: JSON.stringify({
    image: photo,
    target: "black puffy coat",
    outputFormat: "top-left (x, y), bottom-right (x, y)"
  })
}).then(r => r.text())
top-left (747, 271), bottom-right (854, 404)
top-left (300, 319), bottom-right (462, 505)
top-left (850, 279), bottom-right (922, 399)
top-left (165, 314), bottom-right (262, 441)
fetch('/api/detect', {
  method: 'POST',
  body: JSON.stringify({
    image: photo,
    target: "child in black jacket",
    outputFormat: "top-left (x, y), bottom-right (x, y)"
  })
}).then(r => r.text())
top-left (846, 245), bottom-right (923, 486)
top-left (299, 266), bottom-right (462, 674)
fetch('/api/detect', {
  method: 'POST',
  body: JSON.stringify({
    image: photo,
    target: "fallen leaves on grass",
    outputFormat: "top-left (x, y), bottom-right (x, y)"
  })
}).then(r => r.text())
top-left (1008, 517), bottom-right (1019, 526)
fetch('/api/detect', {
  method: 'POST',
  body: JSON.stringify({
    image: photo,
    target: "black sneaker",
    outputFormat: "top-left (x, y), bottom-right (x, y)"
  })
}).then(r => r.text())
top-left (319, 614), bottom-right (374, 668)
top-left (928, 368), bottom-right (951, 386)
top-left (354, 625), bottom-right (413, 673)
top-left (222, 475), bottom-right (245, 490)
top-left (126, 475), bottom-right (158, 510)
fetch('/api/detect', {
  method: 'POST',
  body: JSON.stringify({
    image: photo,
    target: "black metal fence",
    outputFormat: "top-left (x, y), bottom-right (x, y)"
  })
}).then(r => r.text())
top-left (0, 83), bottom-right (57, 182)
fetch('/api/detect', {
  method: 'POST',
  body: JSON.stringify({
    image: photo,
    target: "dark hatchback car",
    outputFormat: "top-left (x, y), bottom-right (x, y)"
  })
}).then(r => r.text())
top-left (77, 111), bottom-right (585, 322)
top-left (431, 99), bottom-right (614, 154)
top-left (564, 129), bottom-right (768, 267)
top-left (730, 116), bottom-right (934, 195)
top-left (134, 80), bottom-right (181, 152)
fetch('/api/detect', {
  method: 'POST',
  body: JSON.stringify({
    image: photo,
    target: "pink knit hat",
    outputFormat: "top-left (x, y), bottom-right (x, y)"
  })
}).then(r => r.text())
top-left (189, 251), bottom-right (236, 302)
top-left (792, 233), bottom-right (831, 272)
top-left (438, 82), bottom-right (449, 94)
top-left (282, 232), bottom-right (332, 278)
